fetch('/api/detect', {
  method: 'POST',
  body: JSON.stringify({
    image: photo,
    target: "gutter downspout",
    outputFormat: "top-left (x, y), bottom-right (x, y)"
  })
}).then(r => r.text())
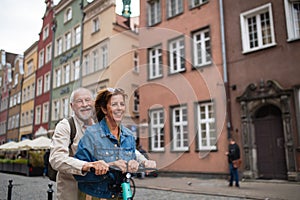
top-left (219, 0), bottom-right (232, 138)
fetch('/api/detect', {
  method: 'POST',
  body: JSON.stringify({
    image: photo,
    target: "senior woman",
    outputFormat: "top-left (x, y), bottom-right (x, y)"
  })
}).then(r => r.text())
top-left (74, 88), bottom-right (140, 199)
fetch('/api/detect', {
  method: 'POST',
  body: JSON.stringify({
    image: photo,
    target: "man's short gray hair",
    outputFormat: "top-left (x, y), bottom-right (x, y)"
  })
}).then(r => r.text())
top-left (69, 88), bottom-right (93, 103)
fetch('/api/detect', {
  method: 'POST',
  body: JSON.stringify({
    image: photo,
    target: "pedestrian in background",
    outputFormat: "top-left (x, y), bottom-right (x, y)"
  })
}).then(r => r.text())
top-left (43, 149), bottom-right (50, 177)
top-left (226, 137), bottom-right (241, 188)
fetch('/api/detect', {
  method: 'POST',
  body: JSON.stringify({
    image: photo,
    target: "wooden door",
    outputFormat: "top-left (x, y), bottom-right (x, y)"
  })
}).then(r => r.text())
top-left (253, 105), bottom-right (287, 179)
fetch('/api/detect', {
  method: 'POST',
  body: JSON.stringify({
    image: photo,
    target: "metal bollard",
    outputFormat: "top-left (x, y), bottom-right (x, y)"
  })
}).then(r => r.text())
top-left (7, 179), bottom-right (13, 200)
top-left (47, 183), bottom-right (54, 200)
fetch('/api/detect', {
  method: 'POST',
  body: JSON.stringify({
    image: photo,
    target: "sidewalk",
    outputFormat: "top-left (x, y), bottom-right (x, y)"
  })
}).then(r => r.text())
top-left (134, 176), bottom-right (300, 200)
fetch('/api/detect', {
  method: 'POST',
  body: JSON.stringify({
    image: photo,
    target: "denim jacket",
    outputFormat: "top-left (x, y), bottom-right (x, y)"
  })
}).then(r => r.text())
top-left (74, 119), bottom-right (136, 199)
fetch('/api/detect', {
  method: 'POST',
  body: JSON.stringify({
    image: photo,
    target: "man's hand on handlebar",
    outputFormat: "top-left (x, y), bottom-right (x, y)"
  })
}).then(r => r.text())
top-left (82, 160), bottom-right (109, 175)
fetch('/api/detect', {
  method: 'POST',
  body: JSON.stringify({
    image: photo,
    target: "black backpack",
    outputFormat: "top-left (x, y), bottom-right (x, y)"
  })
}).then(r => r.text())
top-left (48, 117), bottom-right (76, 181)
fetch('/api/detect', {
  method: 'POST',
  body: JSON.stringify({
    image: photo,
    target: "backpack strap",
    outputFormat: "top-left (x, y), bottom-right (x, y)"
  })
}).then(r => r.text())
top-left (67, 117), bottom-right (76, 149)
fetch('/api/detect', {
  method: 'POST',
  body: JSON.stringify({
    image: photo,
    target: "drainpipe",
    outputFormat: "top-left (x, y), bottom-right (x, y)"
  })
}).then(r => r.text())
top-left (219, 0), bottom-right (231, 138)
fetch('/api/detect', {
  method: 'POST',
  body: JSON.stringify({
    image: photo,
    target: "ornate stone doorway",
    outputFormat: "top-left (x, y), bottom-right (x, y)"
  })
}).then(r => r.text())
top-left (237, 80), bottom-right (296, 180)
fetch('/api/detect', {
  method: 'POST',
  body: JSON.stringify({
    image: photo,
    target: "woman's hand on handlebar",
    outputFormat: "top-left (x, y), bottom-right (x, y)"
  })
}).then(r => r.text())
top-left (128, 160), bottom-right (139, 173)
top-left (109, 160), bottom-right (128, 173)
top-left (82, 160), bottom-right (109, 175)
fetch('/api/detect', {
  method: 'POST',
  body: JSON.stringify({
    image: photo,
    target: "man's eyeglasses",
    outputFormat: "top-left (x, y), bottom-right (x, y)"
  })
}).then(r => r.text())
top-left (73, 98), bottom-right (93, 105)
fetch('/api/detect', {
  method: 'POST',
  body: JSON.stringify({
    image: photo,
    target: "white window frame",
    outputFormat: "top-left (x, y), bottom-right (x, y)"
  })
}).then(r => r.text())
top-left (57, 38), bottom-right (62, 56)
top-left (53, 100), bottom-right (60, 121)
top-left (148, 45), bottom-right (163, 79)
top-left (101, 45), bottom-right (108, 69)
top-left (189, 0), bottom-right (208, 8)
top-left (63, 64), bottom-right (70, 84)
top-left (92, 18), bottom-right (100, 33)
top-left (93, 49), bottom-right (99, 71)
top-left (83, 54), bottom-right (89, 75)
top-left (27, 60), bottom-right (34, 75)
top-left (193, 28), bottom-right (211, 67)
top-left (35, 105), bottom-right (41, 125)
top-left (197, 101), bottom-right (217, 151)
top-left (167, 0), bottom-right (183, 18)
top-left (169, 36), bottom-right (185, 74)
top-left (148, 0), bottom-right (161, 26)
top-left (150, 108), bottom-right (165, 151)
top-left (65, 7), bottom-right (72, 23)
top-left (36, 77), bottom-right (43, 96)
top-left (74, 26), bottom-right (81, 45)
top-left (42, 102), bottom-right (49, 123)
top-left (240, 3), bottom-right (276, 53)
top-left (62, 98), bottom-right (69, 118)
top-left (284, 0), bottom-right (300, 40)
top-left (43, 25), bottom-right (49, 40)
top-left (39, 50), bottom-right (44, 68)
top-left (44, 72), bottom-right (51, 92)
top-left (73, 59), bottom-right (80, 80)
top-left (65, 32), bottom-right (71, 51)
top-left (46, 44), bottom-right (52, 63)
top-left (54, 68), bottom-right (61, 88)
top-left (133, 50), bottom-right (139, 73)
top-left (172, 105), bottom-right (188, 151)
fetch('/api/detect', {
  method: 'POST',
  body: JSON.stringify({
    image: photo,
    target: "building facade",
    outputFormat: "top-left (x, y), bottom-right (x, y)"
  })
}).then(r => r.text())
top-left (0, 50), bottom-right (18, 143)
top-left (34, 0), bottom-right (55, 138)
top-left (224, 0), bottom-right (300, 180)
top-left (6, 54), bottom-right (24, 141)
top-left (50, 0), bottom-right (87, 129)
top-left (20, 41), bottom-right (38, 140)
top-left (82, 0), bottom-right (140, 131)
top-left (138, 0), bottom-right (229, 175)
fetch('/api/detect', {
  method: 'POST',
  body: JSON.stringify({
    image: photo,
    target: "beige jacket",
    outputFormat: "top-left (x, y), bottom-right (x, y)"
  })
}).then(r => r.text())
top-left (49, 115), bottom-right (146, 200)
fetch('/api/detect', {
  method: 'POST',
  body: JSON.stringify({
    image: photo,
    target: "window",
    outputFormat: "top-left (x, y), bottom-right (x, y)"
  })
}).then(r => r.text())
top-left (53, 100), bottom-right (60, 120)
top-left (73, 59), bottom-right (80, 80)
top-left (167, 0), bottom-right (183, 18)
top-left (63, 64), bottom-right (70, 84)
top-left (148, 45), bottom-right (163, 79)
top-left (240, 3), bottom-right (276, 53)
top-left (42, 102), bottom-right (49, 123)
top-left (54, 68), bottom-right (61, 88)
top-left (101, 45), bottom-right (108, 68)
top-left (44, 73), bottom-right (51, 92)
top-left (133, 51), bottom-right (139, 73)
top-left (92, 18), bottom-right (100, 33)
top-left (133, 89), bottom-right (139, 112)
top-left (35, 106), bottom-right (41, 124)
top-left (37, 77), bottom-right (43, 96)
top-left (23, 88), bottom-right (26, 102)
top-left (62, 98), bottom-right (69, 118)
top-left (148, 0), bottom-right (161, 26)
top-left (189, 0), bottom-right (208, 8)
top-left (43, 25), bottom-right (49, 40)
top-left (15, 114), bottom-right (19, 128)
top-left (57, 38), bottom-right (62, 55)
top-left (84, 54), bottom-right (89, 75)
top-left (74, 26), bottom-right (81, 45)
top-left (39, 50), bottom-right (44, 68)
top-left (65, 8), bottom-right (72, 22)
top-left (31, 83), bottom-right (35, 99)
top-left (197, 101), bottom-right (216, 150)
top-left (27, 60), bottom-right (34, 75)
top-left (172, 105), bottom-right (188, 151)
top-left (93, 50), bottom-right (99, 71)
top-left (150, 109), bottom-right (165, 151)
top-left (284, 0), bottom-right (300, 40)
top-left (14, 73), bottom-right (19, 87)
top-left (65, 32), bottom-right (71, 51)
top-left (169, 37), bottom-right (185, 74)
top-left (46, 44), bottom-right (52, 63)
top-left (193, 28), bottom-right (211, 67)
